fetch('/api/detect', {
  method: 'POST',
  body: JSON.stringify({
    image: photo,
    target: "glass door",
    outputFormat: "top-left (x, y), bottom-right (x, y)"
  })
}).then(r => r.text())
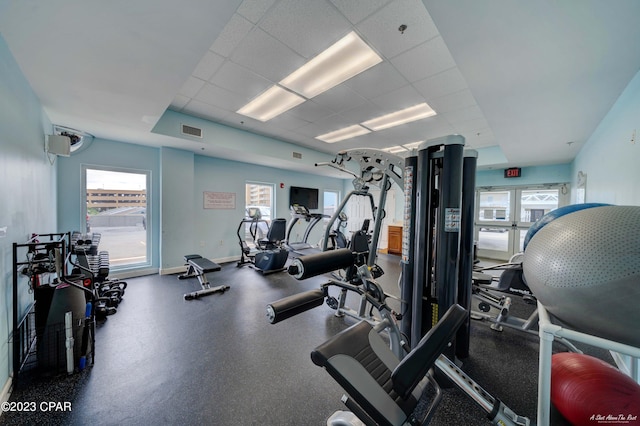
top-left (475, 186), bottom-right (568, 261)
top-left (475, 189), bottom-right (513, 260)
top-left (83, 166), bottom-right (150, 269)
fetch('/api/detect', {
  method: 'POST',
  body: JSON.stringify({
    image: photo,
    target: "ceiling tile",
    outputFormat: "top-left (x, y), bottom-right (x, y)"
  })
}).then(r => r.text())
top-left (179, 76), bottom-right (206, 98)
top-left (292, 114), bottom-right (354, 139)
top-left (413, 67), bottom-right (468, 100)
top-left (428, 88), bottom-right (477, 114)
top-left (267, 111), bottom-right (313, 131)
top-left (195, 83), bottom-right (247, 111)
top-left (236, 0), bottom-right (277, 24)
top-left (183, 99), bottom-right (232, 122)
top-left (211, 61), bottom-right (273, 100)
top-left (469, 129), bottom-right (496, 148)
top-left (210, 13), bottom-right (254, 57)
top-left (390, 36), bottom-right (456, 83)
top-left (330, 0), bottom-right (391, 25)
top-left (462, 129), bottom-right (495, 149)
top-left (344, 62), bottom-right (408, 99)
top-left (442, 105), bottom-right (485, 123)
top-left (231, 27), bottom-right (305, 83)
top-left (258, 0), bottom-right (352, 58)
top-left (450, 118), bottom-right (490, 134)
top-left (369, 84), bottom-right (426, 111)
top-left (357, 0), bottom-right (439, 59)
top-left (193, 51), bottom-right (225, 81)
top-left (170, 95), bottom-right (190, 110)
top-left (337, 101), bottom-right (384, 124)
top-left (312, 84), bottom-right (368, 114)
top-left (286, 100), bottom-right (335, 123)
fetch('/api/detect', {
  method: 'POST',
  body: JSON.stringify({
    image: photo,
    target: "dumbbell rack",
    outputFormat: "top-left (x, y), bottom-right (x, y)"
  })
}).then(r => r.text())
top-left (11, 232), bottom-right (69, 385)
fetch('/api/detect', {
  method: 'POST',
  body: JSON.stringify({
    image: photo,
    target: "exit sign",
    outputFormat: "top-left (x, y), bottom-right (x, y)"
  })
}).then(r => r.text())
top-left (504, 167), bottom-right (521, 178)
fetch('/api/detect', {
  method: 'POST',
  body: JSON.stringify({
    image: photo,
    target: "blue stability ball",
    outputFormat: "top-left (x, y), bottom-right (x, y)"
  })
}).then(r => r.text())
top-left (523, 203), bottom-right (609, 250)
top-left (523, 205), bottom-right (640, 347)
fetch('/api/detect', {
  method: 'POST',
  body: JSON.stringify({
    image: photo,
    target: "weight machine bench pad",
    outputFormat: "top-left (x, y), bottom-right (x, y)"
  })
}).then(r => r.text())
top-left (179, 255), bottom-right (228, 300)
top-left (183, 254), bottom-right (221, 274)
top-left (311, 321), bottom-right (420, 426)
top-left (311, 304), bottom-right (468, 426)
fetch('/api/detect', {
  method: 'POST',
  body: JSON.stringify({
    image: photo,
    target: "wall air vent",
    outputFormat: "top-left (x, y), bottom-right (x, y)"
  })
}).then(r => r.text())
top-left (292, 152), bottom-right (302, 159)
top-left (181, 124), bottom-right (203, 138)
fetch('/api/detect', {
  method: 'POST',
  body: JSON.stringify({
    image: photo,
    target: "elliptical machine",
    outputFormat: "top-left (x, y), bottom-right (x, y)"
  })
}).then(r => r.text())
top-left (326, 212), bottom-right (349, 250)
top-left (237, 207), bottom-right (288, 274)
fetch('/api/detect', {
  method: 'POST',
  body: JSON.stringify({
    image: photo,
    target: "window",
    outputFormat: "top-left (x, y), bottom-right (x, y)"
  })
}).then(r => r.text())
top-left (83, 166), bottom-right (150, 269)
top-left (244, 182), bottom-right (274, 242)
top-left (323, 190), bottom-right (340, 219)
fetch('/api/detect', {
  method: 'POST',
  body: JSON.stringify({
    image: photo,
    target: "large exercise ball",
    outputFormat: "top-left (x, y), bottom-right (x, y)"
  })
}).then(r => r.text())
top-left (523, 205), bottom-right (640, 347)
top-left (552, 352), bottom-right (640, 426)
top-left (522, 203), bottom-right (609, 250)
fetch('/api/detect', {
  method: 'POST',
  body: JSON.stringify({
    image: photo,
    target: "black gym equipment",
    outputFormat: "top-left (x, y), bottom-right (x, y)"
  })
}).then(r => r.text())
top-left (178, 254), bottom-right (229, 300)
top-left (326, 212), bottom-right (349, 250)
top-left (69, 231), bottom-right (127, 318)
top-left (267, 247), bottom-right (529, 425)
top-left (400, 136), bottom-right (476, 360)
top-left (237, 208), bottom-right (288, 274)
top-left (285, 204), bottom-right (328, 254)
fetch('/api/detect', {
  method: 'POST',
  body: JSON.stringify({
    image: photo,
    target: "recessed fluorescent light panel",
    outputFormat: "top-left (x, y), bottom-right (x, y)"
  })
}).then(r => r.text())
top-left (403, 141), bottom-right (424, 150)
top-left (316, 124), bottom-right (371, 143)
top-left (362, 103), bottom-right (437, 131)
top-left (383, 146), bottom-right (408, 154)
top-left (236, 86), bottom-right (305, 122)
top-left (280, 31), bottom-right (382, 99)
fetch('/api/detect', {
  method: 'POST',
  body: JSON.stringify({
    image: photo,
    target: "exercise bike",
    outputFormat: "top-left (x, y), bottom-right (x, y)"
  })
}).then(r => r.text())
top-left (267, 249), bottom-right (530, 426)
top-left (236, 207), bottom-right (288, 274)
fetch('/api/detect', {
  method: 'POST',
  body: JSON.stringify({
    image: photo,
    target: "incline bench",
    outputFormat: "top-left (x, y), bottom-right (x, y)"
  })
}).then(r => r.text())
top-left (178, 254), bottom-right (229, 300)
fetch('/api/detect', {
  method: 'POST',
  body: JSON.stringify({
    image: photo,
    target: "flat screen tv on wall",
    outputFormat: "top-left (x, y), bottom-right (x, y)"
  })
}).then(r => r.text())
top-left (290, 186), bottom-right (319, 210)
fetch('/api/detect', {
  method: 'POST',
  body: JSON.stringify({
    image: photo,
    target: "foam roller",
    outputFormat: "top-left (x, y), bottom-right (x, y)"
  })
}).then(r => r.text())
top-left (266, 289), bottom-right (325, 324)
top-left (288, 248), bottom-right (354, 280)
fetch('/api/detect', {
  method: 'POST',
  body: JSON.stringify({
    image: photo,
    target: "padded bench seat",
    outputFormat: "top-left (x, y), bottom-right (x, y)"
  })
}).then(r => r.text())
top-left (179, 254), bottom-right (228, 300)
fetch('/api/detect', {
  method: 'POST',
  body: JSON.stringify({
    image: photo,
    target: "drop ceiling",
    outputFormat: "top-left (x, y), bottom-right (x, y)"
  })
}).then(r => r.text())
top-left (1, 0), bottom-right (639, 176)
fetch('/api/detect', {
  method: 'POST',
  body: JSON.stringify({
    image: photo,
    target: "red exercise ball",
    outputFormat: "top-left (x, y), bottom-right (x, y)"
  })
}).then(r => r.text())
top-left (551, 352), bottom-right (640, 425)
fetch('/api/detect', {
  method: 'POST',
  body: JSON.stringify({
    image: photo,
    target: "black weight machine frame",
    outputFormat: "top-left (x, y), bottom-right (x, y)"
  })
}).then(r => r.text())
top-left (267, 245), bottom-right (529, 425)
top-left (400, 135), bottom-right (477, 360)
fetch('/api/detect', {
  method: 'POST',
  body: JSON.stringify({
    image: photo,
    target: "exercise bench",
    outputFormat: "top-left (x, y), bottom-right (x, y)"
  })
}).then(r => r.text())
top-left (178, 254), bottom-right (229, 300)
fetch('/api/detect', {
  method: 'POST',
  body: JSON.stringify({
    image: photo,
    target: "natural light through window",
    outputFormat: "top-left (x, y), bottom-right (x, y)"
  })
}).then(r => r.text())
top-left (85, 167), bottom-right (149, 268)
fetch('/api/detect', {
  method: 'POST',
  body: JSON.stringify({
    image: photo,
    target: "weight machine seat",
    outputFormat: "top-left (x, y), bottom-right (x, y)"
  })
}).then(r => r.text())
top-left (258, 218), bottom-right (287, 250)
top-left (179, 255), bottom-right (228, 300)
top-left (184, 254), bottom-right (221, 274)
top-left (311, 304), bottom-right (467, 426)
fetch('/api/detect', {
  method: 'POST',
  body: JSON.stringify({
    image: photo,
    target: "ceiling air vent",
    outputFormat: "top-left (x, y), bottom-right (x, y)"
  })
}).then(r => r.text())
top-left (181, 124), bottom-right (203, 138)
top-left (292, 152), bottom-right (302, 159)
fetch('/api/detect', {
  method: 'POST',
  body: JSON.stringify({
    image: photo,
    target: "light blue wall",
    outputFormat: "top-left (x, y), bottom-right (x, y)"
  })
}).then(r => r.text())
top-left (572, 70), bottom-right (640, 205)
top-left (55, 136), bottom-right (348, 273)
top-left (0, 35), bottom-right (57, 391)
top-left (476, 163), bottom-right (572, 188)
top-left (160, 148), bottom-right (195, 270)
top-left (192, 155), bottom-right (347, 263)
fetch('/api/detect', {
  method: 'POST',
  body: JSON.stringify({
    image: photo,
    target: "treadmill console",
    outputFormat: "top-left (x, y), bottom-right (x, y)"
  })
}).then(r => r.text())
top-left (290, 204), bottom-right (310, 216)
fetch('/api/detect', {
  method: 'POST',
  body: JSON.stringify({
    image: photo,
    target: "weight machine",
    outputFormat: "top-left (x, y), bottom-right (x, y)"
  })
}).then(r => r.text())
top-left (400, 135), bottom-right (477, 360)
top-left (267, 245), bottom-right (529, 425)
top-left (316, 148), bottom-right (404, 269)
